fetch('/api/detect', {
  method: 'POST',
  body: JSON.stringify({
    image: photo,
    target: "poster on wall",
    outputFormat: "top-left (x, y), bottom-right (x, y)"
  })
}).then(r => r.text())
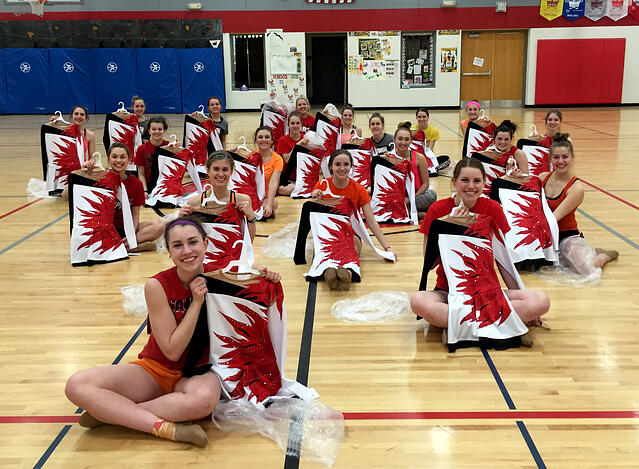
top-left (348, 55), bottom-right (363, 74)
top-left (563, 0), bottom-right (586, 20)
top-left (358, 38), bottom-right (392, 60)
top-left (584, 0), bottom-right (607, 20)
top-left (361, 60), bottom-right (386, 81)
top-left (540, 0), bottom-right (565, 20)
top-left (271, 54), bottom-right (299, 75)
top-left (440, 48), bottom-right (457, 72)
top-left (606, 0), bottom-right (629, 20)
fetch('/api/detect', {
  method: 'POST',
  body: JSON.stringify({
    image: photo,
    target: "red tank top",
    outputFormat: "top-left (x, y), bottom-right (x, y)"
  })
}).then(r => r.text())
top-left (138, 267), bottom-right (196, 370)
top-left (410, 150), bottom-right (421, 190)
top-left (493, 145), bottom-right (517, 167)
top-left (543, 173), bottom-right (579, 233)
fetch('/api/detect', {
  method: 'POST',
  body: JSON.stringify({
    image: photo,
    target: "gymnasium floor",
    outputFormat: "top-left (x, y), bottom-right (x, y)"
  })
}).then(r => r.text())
top-left (1, 106), bottom-right (638, 468)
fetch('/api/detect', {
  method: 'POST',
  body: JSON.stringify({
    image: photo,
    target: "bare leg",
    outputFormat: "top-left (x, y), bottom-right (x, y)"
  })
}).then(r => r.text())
top-left (136, 218), bottom-right (165, 244)
top-left (410, 290), bottom-right (449, 328)
top-left (354, 235), bottom-right (362, 254)
top-left (65, 364), bottom-right (164, 433)
top-left (138, 372), bottom-right (221, 422)
top-left (504, 289), bottom-right (550, 323)
top-left (277, 183), bottom-right (295, 196)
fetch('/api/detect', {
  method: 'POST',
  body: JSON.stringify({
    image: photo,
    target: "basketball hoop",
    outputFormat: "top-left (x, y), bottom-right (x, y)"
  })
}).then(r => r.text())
top-left (14, 0), bottom-right (46, 17)
top-left (28, 0), bottom-right (46, 16)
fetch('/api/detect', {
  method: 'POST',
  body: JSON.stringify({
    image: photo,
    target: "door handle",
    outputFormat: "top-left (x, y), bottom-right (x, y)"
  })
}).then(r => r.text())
top-left (462, 70), bottom-right (491, 77)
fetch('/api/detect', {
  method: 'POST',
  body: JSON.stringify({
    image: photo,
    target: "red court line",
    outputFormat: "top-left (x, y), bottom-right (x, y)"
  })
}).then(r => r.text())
top-left (0, 416), bottom-right (79, 424)
top-left (343, 410), bottom-right (639, 420)
top-left (4, 410), bottom-right (639, 424)
top-left (581, 179), bottom-right (639, 211)
top-left (0, 198), bottom-right (42, 220)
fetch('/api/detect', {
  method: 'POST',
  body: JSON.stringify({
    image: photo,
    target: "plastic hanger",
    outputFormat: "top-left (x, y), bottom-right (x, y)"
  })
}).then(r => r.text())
top-left (529, 124), bottom-right (538, 137)
top-left (237, 136), bottom-right (250, 153)
top-left (197, 105), bottom-right (208, 119)
top-left (93, 152), bottom-right (105, 171)
top-left (200, 183), bottom-right (226, 206)
top-left (52, 110), bottom-right (70, 125)
top-left (116, 101), bottom-right (127, 112)
top-left (222, 252), bottom-right (261, 275)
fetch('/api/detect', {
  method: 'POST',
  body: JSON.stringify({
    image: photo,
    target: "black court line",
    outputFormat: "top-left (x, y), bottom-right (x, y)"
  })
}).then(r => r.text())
top-left (0, 213), bottom-right (68, 256)
top-left (578, 208), bottom-right (639, 250)
top-left (33, 320), bottom-right (147, 468)
top-left (283, 281), bottom-right (318, 469)
top-left (481, 349), bottom-right (546, 468)
top-left (563, 120), bottom-right (616, 137)
top-left (430, 116), bottom-right (464, 139)
top-left (383, 228), bottom-right (420, 236)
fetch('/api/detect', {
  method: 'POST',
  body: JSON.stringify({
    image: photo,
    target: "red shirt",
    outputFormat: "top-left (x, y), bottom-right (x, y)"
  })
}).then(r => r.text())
top-left (138, 267), bottom-right (197, 370)
top-left (114, 175), bottom-right (145, 231)
top-left (313, 177), bottom-right (371, 209)
top-left (301, 114), bottom-right (315, 132)
top-left (134, 140), bottom-right (168, 186)
top-left (276, 133), bottom-right (305, 156)
top-left (420, 197), bottom-right (510, 291)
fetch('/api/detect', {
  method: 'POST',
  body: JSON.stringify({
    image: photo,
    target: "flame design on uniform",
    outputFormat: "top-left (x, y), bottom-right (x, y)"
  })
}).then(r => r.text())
top-left (237, 278), bottom-right (285, 320)
top-left (317, 216), bottom-right (358, 267)
top-left (410, 130), bottom-right (425, 153)
top-left (111, 121), bottom-right (137, 155)
top-left (450, 239), bottom-right (513, 328)
top-left (359, 138), bottom-right (375, 151)
top-left (509, 193), bottom-right (553, 250)
top-left (316, 120), bottom-right (339, 155)
top-left (469, 131), bottom-right (493, 155)
top-left (481, 163), bottom-right (506, 195)
top-left (50, 136), bottom-right (82, 186)
top-left (154, 158), bottom-right (186, 197)
top-left (373, 168), bottom-right (409, 220)
top-left (230, 153), bottom-right (263, 213)
top-left (350, 149), bottom-right (372, 189)
top-left (76, 189), bottom-right (122, 254)
top-left (261, 108), bottom-right (286, 147)
top-left (524, 146), bottom-right (550, 176)
top-left (204, 225), bottom-right (244, 271)
top-left (185, 123), bottom-right (212, 166)
top-left (215, 303), bottom-right (282, 402)
top-left (297, 154), bottom-right (321, 196)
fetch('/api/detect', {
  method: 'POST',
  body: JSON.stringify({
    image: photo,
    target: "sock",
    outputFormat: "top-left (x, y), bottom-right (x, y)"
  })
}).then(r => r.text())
top-left (152, 418), bottom-right (207, 447)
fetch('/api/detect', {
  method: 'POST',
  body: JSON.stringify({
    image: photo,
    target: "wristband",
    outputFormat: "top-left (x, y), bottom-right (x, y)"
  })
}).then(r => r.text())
top-left (247, 217), bottom-right (256, 223)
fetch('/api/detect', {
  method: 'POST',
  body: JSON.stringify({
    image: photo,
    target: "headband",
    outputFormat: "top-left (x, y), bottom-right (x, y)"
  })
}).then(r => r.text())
top-left (465, 101), bottom-right (481, 109)
top-left (166, 219), bottom-right (207, 238)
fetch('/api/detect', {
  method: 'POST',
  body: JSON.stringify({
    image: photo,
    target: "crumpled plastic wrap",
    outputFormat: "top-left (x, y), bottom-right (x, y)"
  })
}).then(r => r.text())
top-left (213, 398), bottom-right (344, 468)
top-left (330, 291), bottom-right (412, 323)
top-left (27, 178), bottom-right (51, 198)
top-left (121, 284), bottom-right (147, 317)
top-left (303, 130), bottom-right (326, 150)
top-left (261, 222), bottom-right (313, 259)
top-left (322, 103), bottom-right (339, 118)
top-left (535, 235), bottom-right (601, 287)
top-left (260, 93), bottom-right (295, 115)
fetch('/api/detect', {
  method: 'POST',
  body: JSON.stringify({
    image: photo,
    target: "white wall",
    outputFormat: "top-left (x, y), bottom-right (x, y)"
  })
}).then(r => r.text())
top-left (223, 32), bottom-right (307, 110)
top-left (525, 26), bottom-right (639, 105)
top-left (346, 32), bottom-right (461, 107)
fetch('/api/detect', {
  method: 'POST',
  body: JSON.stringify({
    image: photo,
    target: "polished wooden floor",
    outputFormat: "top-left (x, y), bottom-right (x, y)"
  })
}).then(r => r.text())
top-left (1, 106), bottom-right (638, 468)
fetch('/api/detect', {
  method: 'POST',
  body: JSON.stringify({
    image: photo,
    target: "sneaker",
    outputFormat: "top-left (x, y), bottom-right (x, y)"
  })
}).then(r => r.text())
top-left (336, 268), bottom-right (352, 291)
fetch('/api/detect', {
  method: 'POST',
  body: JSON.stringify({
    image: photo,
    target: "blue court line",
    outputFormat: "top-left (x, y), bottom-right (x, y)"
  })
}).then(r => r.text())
top-left (577, 208), bottom-right (639, 250)
top-left (0, 213), bottom-right (68, 256)
top-left (481, 349), bottom-right (546, 467)
top-left (34, 319), bottom-right (147, 468)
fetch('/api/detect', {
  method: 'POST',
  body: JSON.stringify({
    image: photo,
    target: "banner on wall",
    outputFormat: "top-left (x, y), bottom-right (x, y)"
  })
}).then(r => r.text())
top-left (178, 48), bottom-right (225, 113)
top-left (5, 48), bottom-right (51, 114)
top-left (93, 49), bottom-right (137, 114)
top-left (540, 0), bottom-right (566, 20)
top-left (563, 0), bottom-right (586, 20)
top-left (606, 0), bottom-right (629, 20)
top-left (585, 0), bottom-right (607, 20)
top-left (630, 0), bottom-right (639, 18)
top-left (0, 50), bottom-right (6, 114)
top-left (136, 49), bottom-right (181, 113)
top-left (49, 49), bottom-right (94, 114)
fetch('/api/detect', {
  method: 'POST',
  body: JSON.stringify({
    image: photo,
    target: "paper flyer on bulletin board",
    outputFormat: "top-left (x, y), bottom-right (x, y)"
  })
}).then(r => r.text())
top-left (348, 55), bottom-right (363, 75)
top-left (440, 47), bottom-right (458, 73)
top-left (358, 38), bottom-right (392, 60)
top-left (361, 60), bottom-right (386, 81)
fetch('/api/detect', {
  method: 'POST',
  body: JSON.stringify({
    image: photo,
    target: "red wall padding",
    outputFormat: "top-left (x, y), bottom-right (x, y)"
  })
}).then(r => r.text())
top-left (535, 38), bottom-right (625, 105)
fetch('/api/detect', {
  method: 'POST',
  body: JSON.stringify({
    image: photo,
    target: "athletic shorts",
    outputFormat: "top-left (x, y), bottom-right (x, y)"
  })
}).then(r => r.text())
top-left (131, 357), bottom-right (183, 395)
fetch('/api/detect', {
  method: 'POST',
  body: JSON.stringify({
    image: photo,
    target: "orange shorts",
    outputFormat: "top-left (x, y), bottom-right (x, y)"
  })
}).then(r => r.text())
top-left (131, 358), bottom-right (183, 395)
